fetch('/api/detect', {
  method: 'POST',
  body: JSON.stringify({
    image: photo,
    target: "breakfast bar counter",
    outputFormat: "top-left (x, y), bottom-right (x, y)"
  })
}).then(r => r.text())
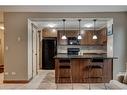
top-left (54, 54), bottom-right (117, 83)
top-left (54, 54), bottom-right (117, 59)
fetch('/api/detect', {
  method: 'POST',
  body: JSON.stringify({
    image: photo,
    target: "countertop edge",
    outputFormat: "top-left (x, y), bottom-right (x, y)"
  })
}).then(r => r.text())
top-left (53, 54), bottom-right (118, 59)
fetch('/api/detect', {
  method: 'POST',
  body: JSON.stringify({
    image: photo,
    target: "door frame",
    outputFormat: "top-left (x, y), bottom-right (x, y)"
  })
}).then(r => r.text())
top-left (31, 23), bottom-right (38, 78)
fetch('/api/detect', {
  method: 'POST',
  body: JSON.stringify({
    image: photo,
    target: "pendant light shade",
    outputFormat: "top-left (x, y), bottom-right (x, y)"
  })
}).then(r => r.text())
top-left (61, 35), bottom-right (67, 39)
top-left (92, 19), bottom-right (97, 40)
top-left (77, 35), bottom-right (82, 39)
top-left (77, 19), bottom-right (82, 40)
top-left (93, 35), bottom-right (97, 39)
top-left (61, 19), bottom-right (67, 40)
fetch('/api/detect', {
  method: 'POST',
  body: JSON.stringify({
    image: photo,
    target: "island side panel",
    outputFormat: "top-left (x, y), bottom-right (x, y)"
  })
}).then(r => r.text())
top-left (103, 59), bottom-right (113, 82)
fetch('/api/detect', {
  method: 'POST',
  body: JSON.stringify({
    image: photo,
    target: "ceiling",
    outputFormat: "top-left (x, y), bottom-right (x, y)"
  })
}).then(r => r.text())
top-left (33, 18), bottom-right (112, 30)
top-left (0, 6), bottom-right (127, 12)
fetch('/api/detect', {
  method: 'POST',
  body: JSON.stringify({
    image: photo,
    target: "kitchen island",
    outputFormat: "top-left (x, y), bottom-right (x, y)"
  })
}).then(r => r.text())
top-left (54, 54), bottom-right (117, 83)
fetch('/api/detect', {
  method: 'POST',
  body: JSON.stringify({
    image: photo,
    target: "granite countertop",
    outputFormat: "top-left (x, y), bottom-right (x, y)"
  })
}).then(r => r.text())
top-left (54, 54), bottom-right (118, 59)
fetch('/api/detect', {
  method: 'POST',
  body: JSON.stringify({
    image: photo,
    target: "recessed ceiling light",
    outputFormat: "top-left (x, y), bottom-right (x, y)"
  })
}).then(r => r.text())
top-left (84, 23), bottom-right (93, 28)
top-left (47, 24), bottom-right (56, 28)
top-left (52, 29), bottom-right (57, 32)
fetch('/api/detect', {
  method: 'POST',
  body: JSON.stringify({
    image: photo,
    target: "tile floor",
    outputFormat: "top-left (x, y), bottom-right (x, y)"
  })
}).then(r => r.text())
top-left (0, 70), bottom-right (50, 89)
top-left (0, 70), bottom-right (110, 89)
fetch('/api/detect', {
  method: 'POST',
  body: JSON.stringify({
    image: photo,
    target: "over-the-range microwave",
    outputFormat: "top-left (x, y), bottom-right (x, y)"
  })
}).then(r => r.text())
top-left (67, 37), bottom-right (80, 45)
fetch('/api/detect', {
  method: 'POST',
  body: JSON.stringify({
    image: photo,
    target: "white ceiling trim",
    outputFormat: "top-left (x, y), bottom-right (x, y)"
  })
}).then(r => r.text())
top-left (0, 6), bottom-right (127, 12)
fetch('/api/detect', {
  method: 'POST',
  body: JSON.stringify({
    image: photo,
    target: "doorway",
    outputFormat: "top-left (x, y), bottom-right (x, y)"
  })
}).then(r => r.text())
top-left (31, 23), bottom-right (41, 78)
top-left (32, 25), bottom-right (38, 77)
top-left (0, 23), bottom-right (4, 83)
top-left (42, 38), bottom-right (57, 70)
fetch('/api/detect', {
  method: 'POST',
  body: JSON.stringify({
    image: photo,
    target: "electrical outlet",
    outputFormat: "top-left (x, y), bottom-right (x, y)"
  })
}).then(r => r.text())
top-left (12, 72), bottom-right (16, 75)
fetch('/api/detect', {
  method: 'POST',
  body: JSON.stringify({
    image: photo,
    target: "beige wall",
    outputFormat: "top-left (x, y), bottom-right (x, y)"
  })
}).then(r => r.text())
top-left (4, 13), bottom-right (28, 80)
top-left (4, 12), bottom-right (127, 81)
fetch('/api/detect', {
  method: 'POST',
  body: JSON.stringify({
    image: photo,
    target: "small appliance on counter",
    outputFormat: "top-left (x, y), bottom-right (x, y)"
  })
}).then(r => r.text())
top-left (67, 48), bottom-right (80, 55)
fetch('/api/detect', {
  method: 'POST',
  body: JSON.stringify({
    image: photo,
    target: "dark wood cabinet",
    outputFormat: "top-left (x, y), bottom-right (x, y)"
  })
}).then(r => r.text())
top-left (99, 28), bottom-right (107, 45)
top-left (80, 30), bottom-right (96, 45)
top-left (58, 28), bottom-right (107, 46)
top-left (58, 30), bottom-right (78, 45)
top-left (57, 30), bottom-right (67, 45)
top-left (80, 28), bottom-right (107, 45)
top-left (42, 28), bottom-right (57, 37)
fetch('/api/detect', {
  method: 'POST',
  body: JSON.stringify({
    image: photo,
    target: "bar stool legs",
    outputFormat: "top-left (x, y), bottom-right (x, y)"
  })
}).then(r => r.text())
top-left (56, 64), bottom-right (60, 89)
top-left (87, 58), bottom-right (107, 90)
top-left (88, 65), bottom-right (91, 90)
top-left (70, 64), bottom-right (73, 89)
top-left (102, 63), bottom-right (107, 89)
top-left (103, 72), bottom-right (107, 89)
top-left (56, 59), bottom-right (73, 89)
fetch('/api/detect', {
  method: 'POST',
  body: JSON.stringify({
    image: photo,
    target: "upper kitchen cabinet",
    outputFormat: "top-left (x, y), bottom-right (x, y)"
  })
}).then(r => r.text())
top-left (58, 30), bottom-right (78, 45)
top-left (80, 27), bottom-right (107, 45)
top-left (98, 28), bottom-right (107, 45)
top-left (57, 30), bottom-right (67, 45)
top-left (58, 28), bottom-right (107, 46)
top-left (42, 28), bottom-right (57, 37)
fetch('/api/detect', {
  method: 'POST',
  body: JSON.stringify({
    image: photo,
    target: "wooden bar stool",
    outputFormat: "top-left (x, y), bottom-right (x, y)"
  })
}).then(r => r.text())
top-left (56, 59), bottom-right (73, 89)
top-left (86, 57), bottom-right (105, 89)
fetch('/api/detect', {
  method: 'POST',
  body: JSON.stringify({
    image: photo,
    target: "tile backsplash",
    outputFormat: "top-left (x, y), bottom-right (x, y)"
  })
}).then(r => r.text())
top-left (57, 45), bottom-right (107, 54)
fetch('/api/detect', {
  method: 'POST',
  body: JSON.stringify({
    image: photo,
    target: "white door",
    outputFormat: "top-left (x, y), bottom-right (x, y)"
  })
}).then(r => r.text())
top-left (32, 26), bottom-right (37, 77)
top-left (36, 32), bottom-right (40, 72)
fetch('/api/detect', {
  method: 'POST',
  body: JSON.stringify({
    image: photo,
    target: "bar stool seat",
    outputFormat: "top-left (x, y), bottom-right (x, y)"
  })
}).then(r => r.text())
top-left (89, 58), bottom-right (104, 79)
top-left (88, 65), bottom-right (102, 69)
top-left (59, 65), bottom-right (71, 69)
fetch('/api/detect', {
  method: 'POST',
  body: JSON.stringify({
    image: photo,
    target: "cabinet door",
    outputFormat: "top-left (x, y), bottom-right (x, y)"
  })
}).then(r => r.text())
top-left (42, 28), bottom-right (57, 37)
top-left (80, 30), bottom-right (98, 45)
top-left (99, 28), bottom-right (107, 45)
top-left (58, 30), bottom-right (78, 45)
top-left (58, 31), bottom-right (67, 45)
top-left (80, 28), bottom-right (107, 45)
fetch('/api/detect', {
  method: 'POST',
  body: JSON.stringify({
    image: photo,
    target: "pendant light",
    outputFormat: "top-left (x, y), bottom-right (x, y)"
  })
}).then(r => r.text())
top-left (77, 19), bottom-right (82, 40)
top-left (93, 19), bottom-right (97, 40)
top-left (61, 19), bottom-right (67, 40)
